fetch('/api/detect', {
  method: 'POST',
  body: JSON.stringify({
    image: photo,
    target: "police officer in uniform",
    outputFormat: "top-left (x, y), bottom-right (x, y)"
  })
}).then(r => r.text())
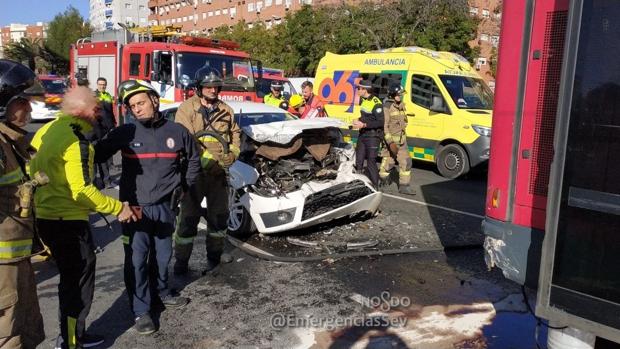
top-left (380, 84), bottom-right (415, 195)
top-left (173, 67), bottom-right (240, 274)
top-left (352, 79), bottom-right (384, 188)
top-left (0, 59), bottom-right (45, 349)
top-left (263, 80), bottom-right (289, 110)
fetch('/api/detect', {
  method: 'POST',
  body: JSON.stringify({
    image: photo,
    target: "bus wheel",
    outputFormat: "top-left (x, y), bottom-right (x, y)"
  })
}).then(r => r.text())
top-left (437, 144), bottom-right (470, 179)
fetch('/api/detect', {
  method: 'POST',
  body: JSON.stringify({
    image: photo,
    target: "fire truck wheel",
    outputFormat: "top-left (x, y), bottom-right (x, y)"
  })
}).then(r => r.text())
top-left (437, 143), bottom-right (470, 179)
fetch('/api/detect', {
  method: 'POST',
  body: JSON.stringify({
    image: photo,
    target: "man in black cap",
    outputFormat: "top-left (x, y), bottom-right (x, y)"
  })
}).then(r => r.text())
top-left (263, 80), bottom-right (289, 110)
top-left (352, 79), bottom-right (384, 188)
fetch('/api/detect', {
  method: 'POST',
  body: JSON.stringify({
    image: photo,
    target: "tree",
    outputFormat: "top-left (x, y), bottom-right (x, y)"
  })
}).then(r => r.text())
top-left (210, 1), bottom-right (479, 76)
top-left (3, 38), bottom-right (42, 71)
top-left (46, 6), bottom-right (93, 63)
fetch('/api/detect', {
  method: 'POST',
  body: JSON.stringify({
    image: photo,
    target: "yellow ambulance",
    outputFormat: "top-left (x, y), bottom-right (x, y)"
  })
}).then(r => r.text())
top-left (314, 47), bottom-right (494, 178)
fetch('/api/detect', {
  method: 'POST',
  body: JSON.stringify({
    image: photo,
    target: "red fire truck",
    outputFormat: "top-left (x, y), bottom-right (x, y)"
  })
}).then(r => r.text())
top-left (484, 0), bottom-right (620, 346)
top-left (69, 27), bottom-right (261, 108)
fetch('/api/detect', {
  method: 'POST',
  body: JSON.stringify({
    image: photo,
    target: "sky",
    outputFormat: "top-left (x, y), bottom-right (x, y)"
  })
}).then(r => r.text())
top-left (0, 0), bottom-right (90, 27)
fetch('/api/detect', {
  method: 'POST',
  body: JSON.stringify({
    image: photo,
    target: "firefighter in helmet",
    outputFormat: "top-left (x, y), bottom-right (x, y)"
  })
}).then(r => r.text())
top-left (379, 84), bottom-right (415, 195)
top-left (173, 66), bottom-right (240, 275)
top-left (0, 59), bottom-right (45, 349)
top-left (263, 80), bottom-right (289, 110)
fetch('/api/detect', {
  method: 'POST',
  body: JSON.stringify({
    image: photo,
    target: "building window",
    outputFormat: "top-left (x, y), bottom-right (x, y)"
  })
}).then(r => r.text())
top-left (469, 7), bottom-right (478, 15)
top-left (223, 8), bottom-right (228, 14)
top-left (482, 9), bottom-right (490, 18)
top-left (257, 1), bottom-right (263, 11)
top-left (208, 11), bottom-right (213, 16)
top-left (172, 18), bottom-right (176, 23)
top-left (230, 7), bottom-right (236, 17)
top-left (203, 12), bottom-right (207, 19)
top-left (139, 5), bottom-right (145, 10)
top-left (275, 0), bottom-right (282, 5)
top-left (183, 16), bottom-right (187, 21)
top-left (140, 18), bottom-right (147, 23)
top-left (265, 0), bottom-right (272, 6)
top-left (215, 10), bottom-right (221, 15)
top-left (248, 3), bottom-right (255, 11)
top-left (480, 33), bottom-right (489, 41)
top-left (125, 3), bottom-right (132, 9)
top-left (491, 35), bottom-right (500, 47)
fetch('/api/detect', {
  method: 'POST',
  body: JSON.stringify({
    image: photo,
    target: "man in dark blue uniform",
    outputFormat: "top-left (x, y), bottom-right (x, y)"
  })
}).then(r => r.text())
top-left (352, 79), bottom-right (384, 187)
top-left (95, 80), bottom-right (201, 335)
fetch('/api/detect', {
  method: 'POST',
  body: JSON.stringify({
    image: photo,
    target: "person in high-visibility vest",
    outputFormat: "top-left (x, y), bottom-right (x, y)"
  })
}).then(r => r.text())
top-left (0, 59), bottom-right (45, 349)
top-left (173, 66), bottom-right (240, 275)
top-left (380, 84), bottom-right (415, 195)
top-left (352, 79), bottom-right (384, 188)
top-left (30, 86), bottom-right (137, 349)
top-left (263, 80), bottom-right (289, 110)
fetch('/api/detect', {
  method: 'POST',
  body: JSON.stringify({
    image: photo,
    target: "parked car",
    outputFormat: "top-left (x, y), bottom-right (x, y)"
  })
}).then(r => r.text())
top-left (31, 75), bottom-right (67, 121)
top-left (160, 101), bottom-right (382, 235)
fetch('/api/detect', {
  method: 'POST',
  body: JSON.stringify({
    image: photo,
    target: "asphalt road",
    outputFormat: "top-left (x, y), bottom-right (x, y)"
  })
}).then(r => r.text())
top-left (27, 120), bottom-right (542, 349)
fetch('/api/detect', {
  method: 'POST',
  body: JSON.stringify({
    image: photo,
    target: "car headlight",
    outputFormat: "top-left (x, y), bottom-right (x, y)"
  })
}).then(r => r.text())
top-left (472, 125), bottom-right (491, 137)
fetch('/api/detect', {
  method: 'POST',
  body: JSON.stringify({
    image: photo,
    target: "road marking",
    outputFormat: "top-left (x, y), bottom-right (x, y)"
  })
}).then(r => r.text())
top-left (382, 193), bottom-right (484, 219)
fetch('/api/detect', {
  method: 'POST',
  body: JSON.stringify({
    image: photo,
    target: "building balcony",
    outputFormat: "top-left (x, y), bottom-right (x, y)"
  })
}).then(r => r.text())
top-left (105, 9), bottom-right (113, 17)
top-left (105, 22), bottom-right (114, 29)
top-left (104, 0), bottom-right (113, 4)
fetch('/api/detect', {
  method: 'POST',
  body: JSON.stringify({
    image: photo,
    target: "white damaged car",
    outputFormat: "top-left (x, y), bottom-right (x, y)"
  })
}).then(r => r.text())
top-left (161, 102), bottom-right (382, 235)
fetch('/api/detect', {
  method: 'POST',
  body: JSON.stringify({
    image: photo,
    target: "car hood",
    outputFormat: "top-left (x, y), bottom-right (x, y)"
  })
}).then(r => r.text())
top-left (242, 118), bottom-right (344, 144)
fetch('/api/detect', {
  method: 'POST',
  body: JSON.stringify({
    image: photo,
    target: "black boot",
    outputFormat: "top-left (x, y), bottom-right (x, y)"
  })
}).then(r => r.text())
top-left (173, 258), bottom-right (189, 276)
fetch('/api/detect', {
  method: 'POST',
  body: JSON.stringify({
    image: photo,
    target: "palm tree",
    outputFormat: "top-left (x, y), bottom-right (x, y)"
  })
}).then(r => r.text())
top-left (3, 37), bottom-right (43, 71)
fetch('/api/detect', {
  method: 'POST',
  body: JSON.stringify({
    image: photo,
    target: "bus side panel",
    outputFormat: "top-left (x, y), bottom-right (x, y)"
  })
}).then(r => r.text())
top-left (485, 0), bottom-right (530, 221)
top-left (513, 0), bottom-right (569, 230)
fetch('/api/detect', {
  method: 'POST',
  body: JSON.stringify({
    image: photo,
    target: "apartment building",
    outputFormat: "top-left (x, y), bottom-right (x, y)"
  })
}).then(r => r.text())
top-left (146, 0), bottom-right (348, 33)
top-left (468, 0), bottom-right (502, 87)
top-left (90, 0), bottom-right (151, 31)
top-left (0, 22), bottom-right (47, 58)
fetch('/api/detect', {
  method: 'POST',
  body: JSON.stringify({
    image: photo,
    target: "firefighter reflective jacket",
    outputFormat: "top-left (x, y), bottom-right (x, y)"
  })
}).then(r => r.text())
top-left (30, 114), bottom-right (123, 221)
top-left (174, 95), bottom-right (241, 169)
top-left (0, 122), bottom-right (33, 259)
top-left (94, 116), bottom-right (201, 205)
top-left (383, 100), bottom-right (408, 144)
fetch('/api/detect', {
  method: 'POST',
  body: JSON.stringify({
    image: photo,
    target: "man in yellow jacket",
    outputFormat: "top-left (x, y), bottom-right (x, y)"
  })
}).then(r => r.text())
top-left (30, 86), bottom-right (136, 349)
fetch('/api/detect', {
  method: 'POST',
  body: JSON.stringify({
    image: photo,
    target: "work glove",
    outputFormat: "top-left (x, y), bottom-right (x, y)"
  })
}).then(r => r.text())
top-left (219, 152), bottom-right (236, 168)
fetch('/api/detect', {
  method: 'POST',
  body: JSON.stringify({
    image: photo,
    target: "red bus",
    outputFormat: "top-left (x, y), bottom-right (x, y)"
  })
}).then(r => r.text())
top-left (484, 0), bottom-right (620, 345)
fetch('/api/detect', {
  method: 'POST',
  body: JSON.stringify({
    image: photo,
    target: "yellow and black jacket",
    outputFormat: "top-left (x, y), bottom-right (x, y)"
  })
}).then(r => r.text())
top-left (30, 114), bottom-right (123, 221)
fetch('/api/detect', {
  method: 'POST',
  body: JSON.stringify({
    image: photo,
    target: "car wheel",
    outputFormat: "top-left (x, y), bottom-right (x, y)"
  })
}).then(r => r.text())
top-left (437, 144), bottom-right (470, 179)
top-left (227, 188), bottom-right (256, 237)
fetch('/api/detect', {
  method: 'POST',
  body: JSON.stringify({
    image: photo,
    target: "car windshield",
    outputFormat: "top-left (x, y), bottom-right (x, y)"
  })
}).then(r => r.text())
top-left (236, 112), bottom-right (297, 128)
top-left (41, 79), bottom-right (67, 94)
top-left (177, 52), bottom-right (256, 92)
top-left (439, 75), bottom-right (494, 110)
top-left (256, 78), bottom-right (296, 98)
